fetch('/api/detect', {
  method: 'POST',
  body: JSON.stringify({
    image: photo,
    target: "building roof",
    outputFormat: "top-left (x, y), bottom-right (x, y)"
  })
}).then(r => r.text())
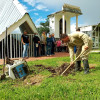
top-left (48, 3), bottom-right (82, 17)
top-left (63, 4), bottom-right (82, 14)
top-left (79, 23), bottom-right (100, 28)
top-left (0, 0), bottom-right (37, 41)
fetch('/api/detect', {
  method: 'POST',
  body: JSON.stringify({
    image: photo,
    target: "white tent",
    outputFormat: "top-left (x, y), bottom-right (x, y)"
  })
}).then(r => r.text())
top-left (0, 0), bottom-right (37, 41)
top-left (0, 0), bottom-right (38, 58)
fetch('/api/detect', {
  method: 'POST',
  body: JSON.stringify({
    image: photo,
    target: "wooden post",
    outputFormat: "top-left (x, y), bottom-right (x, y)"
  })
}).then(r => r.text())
top-left (13, 34), bottom-right (15, 58)
top-left (10, 34), bottom-right (12, 58)
top-left (16, 34), bottom-right (17, 58)
top-left (19, 34), bottom-right (20, 58)
top-left (2, 39), bottom-right (4, 59)
top-left (7, 35), bottom-right (9, 58)
top-left (31, 34), bottom-right (32, 57)
top-left (98, 26), bottom-right (99, 48)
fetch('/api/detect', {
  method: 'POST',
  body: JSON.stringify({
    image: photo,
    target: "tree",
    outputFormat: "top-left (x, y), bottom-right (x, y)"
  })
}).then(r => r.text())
top-left (37, 19), bottom-right (49, 36)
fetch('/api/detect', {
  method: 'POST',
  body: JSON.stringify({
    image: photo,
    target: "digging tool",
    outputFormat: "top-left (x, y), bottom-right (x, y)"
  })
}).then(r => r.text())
top-left (61, 50), bottom-right (87, 76)
top-left (0, 27), bottom-right (7, 80)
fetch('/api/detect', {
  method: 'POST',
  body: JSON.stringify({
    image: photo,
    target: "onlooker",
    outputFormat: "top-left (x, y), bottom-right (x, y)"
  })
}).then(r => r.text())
top-left (21, 30), bottom-right (30, 59)
top-left (51, 33), bottom-right (56, 55)
top-left (56, 39), bottom-right (62, 52)
top-left (41, 32), bottom-right (46, 56)
top-left (33, 33), bottom-right (40, 57)
top-left (46, 35), bottom-right (52, 56)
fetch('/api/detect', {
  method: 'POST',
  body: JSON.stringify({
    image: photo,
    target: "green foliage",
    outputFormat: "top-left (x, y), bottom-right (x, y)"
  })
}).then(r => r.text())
top-left (37, 19), bottom-right (49, 36)
top-left (0, 53), bottom-right (100, 100)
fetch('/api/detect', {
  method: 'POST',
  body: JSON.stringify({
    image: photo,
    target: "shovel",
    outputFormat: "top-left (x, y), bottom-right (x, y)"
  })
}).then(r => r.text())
top-left (61, 50), bottom-right (87, 76)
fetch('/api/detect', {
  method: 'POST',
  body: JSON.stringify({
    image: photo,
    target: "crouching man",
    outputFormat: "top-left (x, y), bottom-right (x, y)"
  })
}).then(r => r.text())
top-left (61, 28), bottom-right (93, 74)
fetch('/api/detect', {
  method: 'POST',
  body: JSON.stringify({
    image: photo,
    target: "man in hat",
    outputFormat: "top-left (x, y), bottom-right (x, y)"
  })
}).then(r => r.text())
top-left (61, 28), bottom-right (93, 74)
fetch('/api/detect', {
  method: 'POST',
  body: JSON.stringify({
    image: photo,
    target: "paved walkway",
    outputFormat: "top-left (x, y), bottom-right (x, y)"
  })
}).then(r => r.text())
top-left (0, 52), bottom-right (69, 65)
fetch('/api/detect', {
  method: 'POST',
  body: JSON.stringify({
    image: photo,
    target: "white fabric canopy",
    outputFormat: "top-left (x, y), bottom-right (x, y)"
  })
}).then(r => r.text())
top-left (0, 0), bottom-right (27, 35)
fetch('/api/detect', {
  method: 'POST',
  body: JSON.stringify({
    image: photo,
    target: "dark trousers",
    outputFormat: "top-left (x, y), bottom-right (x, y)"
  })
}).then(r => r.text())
top-left (57, 47), bottom-right (62, 52)
top-left (34, 43), bottom-right (39, 57)
top-left (46, 46), bottom-right (51, 55)
top-left (51, 43), bottom-right (55, 54)
top-left (41, 44), bottom-right (45, 56)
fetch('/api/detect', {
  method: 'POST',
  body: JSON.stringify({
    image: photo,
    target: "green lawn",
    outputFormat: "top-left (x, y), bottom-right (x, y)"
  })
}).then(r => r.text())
top-left (0, 53), bottom-right (100, 100)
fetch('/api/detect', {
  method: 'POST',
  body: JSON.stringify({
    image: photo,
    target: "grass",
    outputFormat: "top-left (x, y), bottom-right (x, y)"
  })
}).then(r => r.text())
top-left (0, 53), bottom-right (100, 100)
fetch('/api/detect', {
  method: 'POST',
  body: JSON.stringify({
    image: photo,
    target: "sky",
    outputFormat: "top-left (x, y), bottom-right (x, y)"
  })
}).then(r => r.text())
top-left (15, 0), bottom-right (100, 32)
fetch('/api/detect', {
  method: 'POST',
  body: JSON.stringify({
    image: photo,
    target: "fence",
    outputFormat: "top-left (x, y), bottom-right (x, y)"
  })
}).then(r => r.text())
top-left (0, 33), bottom-right (34, 59)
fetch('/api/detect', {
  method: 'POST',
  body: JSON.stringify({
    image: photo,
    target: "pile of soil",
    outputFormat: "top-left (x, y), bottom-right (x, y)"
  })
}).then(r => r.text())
top-left (24, 75), bottom-right (44, 86)
top-left (23, 63), bottom-right (75, 85)
top-left (34, 63), bottom-right (75, 76)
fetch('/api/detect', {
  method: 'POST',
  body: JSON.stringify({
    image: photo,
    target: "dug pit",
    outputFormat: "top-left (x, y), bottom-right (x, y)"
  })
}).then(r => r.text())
top-left (34, 63), bottom-right (75, 76)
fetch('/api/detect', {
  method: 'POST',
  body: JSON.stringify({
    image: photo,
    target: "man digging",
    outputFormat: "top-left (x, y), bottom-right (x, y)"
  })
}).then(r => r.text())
top-left (61, 28), bottom-right (93, 74)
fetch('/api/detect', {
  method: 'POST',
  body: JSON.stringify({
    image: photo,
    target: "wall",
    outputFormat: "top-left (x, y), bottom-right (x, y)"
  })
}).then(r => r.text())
top-left (49, 14), bottom-right (71, 38)
top-left (49, 17), bottom-right (55, 34)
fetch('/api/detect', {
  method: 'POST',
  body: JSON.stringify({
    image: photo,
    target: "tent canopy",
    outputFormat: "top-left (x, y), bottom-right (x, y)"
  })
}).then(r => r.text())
top-left (0, 0), bottom-right (37, 41)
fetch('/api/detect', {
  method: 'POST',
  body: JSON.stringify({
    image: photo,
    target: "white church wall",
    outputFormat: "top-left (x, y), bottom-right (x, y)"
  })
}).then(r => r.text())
top-left (54, 15), bottom-right (61, 38)
top-left (55, 15), bottom-right (71, 38)
top-left (49, 17), bottom-right (55, 34)
top-left (65, 16), bottom-right (70, 34)
top-left (49, 14), bottom-right (71, 38)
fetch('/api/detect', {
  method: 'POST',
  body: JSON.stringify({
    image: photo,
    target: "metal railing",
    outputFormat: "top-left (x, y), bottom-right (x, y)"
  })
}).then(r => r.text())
top-left (0, 33), bottom-right (34, 59)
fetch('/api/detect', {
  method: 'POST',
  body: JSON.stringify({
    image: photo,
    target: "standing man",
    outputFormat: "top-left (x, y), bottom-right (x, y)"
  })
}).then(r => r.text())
top-left (51, 33), bottom-right (56, 55)
top-left (46, 34), bottom-right (52, 56)
top-left (33, 33), bottom-right (40, 57)
top-left (21, 30), bottom-right (30, 59)
top-left (41, 32), bottom-right (46, 56)
top-left (61, 28), bottom-right (93, 74)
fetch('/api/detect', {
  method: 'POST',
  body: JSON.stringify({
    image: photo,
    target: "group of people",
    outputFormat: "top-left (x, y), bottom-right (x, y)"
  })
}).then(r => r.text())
top-left (33, 32), bottom-right (56, 57)
top-left (21, 28), bottom-right (93, 74)
top-left (21, 31), bottom-right (56, 58)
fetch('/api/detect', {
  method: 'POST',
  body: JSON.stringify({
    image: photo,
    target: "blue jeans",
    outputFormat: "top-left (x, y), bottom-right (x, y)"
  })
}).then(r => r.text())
top-left (23, 43), bottom-right (29, 58)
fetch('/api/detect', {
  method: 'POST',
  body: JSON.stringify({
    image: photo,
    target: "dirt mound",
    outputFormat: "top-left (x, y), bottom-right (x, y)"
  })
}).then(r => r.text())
top-left (34, 63), bottom-right (75, 76)
top-left (55, 63), bottom-right (75, 75)
top-left (23, 63), bottom-right (75, 86)
top-left (24, 75), bottom-right (44, 85)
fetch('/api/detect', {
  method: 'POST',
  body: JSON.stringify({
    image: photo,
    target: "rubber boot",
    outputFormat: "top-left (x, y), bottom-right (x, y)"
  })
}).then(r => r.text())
top-left (83, 60), bottom-right (89, 74)
top-left (75, 61), bottom-right (81, 72)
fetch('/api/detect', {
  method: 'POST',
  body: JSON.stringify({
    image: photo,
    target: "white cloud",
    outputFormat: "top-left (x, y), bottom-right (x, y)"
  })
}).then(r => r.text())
top-left (35, 4), bottom-right (49, 11)
top-left (35, 17), bottom-right (46, 27)
top-left (22, 0), bottom-right (100, 26)
top-left (34, 13), bottom-right (39, 16)
top-left (27, 9), bottom-right (36, 12)
top-left (45, 9), bottom-right (49, 12)
top-left (23, 0), bottom-right (36, 7)
top-left (12, 28), bottom-right (21, 33)
top-left (22, 0), bottom-right (49, 11)
top-left (71, 23), bottom-right (76, 33)
top-left (21, 4), bottom-right (28, 12)
top-left (36, 5), bottom-right (46, 10)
